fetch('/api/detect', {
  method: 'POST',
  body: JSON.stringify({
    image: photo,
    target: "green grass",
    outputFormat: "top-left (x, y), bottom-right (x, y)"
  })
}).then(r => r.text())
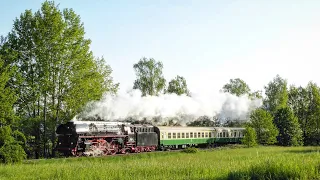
top-left (0, 146), bottom-right (319, 180)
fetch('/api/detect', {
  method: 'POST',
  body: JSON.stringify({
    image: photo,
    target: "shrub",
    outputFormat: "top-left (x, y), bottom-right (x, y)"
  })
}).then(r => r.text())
top-left (242, 126), bottom-right (258, 147)
top-left (0, 142), bottom-right (26, 164)
top-left (0, 126), bottom-right (27, 164)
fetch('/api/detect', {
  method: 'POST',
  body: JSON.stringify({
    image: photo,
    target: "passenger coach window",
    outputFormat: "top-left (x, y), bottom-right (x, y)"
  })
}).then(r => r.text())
top-left (186, 133), bottom-right (189, 138)
top-left (177, 133), bottom-right (180, 138)
top-left (168, 133), bottom-right (171, 139)
top-left (234, 132), bottom-right (237, 137)
top-left (161, 133), bottom-right (164, 139)
top-left (190, 132), bottom-right (193, 138)
top-left (182, 133), bottom-right (185, 138)
top-left (202, 132), bottom-right (204, 138)
top-left (209, 132), bottom-right (212, 138)
top-left (173, 133), bottom-right (176, 138)
top-left (205, 132), bottom-right (208, 137)
top-left (198, 132), bottom-right (201, 138)
top-left (194, 133), bottom-right (197, 138)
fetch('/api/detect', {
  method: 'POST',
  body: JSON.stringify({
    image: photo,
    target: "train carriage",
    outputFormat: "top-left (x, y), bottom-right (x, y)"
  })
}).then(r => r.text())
top-left (156, 126), bottom-right (245, 149)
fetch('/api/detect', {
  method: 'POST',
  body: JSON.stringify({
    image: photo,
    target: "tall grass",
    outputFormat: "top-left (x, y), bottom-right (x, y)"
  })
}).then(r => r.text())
top-left (0, 146), bottom-right (319, 180)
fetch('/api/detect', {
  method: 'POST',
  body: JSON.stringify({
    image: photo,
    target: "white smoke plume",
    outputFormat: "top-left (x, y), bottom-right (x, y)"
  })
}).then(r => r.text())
top-left (74, 89), bottom-right (262, 126)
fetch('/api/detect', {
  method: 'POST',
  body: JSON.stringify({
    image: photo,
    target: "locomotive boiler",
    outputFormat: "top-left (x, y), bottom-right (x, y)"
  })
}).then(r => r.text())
top-left (55, 120), bottom-right (159, 156)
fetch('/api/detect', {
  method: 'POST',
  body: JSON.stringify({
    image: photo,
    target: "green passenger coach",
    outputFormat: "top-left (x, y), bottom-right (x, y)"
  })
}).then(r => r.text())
top-left (156, 126), bottom-right (245, 149)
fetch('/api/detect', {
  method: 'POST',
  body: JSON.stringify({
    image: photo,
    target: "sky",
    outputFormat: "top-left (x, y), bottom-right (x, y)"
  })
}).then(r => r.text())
top-left (1, 0), bottom-right (320, 95)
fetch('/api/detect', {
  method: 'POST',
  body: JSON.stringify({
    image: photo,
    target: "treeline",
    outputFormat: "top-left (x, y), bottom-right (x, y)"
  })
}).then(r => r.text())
top-left (129, 52), bottom-right (320, 147)
top-left (227, 76), bottom-right (320, 147)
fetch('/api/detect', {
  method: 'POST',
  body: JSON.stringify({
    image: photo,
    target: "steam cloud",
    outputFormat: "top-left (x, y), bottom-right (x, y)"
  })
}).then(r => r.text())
top-left (74, 89), bottom-right (262, 126)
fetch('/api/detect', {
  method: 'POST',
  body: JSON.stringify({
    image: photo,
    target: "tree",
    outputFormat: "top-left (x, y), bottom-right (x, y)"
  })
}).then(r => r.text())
top-left (249, 108), bottom-right (278, 145)
top-left (166, 75), bottom-right (190, 96)
top-left (133, 57), bottom-right (166, 96)
top-left (4, 1), bottom-right (118, 158)
top-left (249, 90), bottom-right (263, 99)
top-left (222, 78), bottom-right (251, 97)
top-left (288, 85), bottom-right (309, 144)
top-left (263, 75), bottom-right (288, 115)
top-left (0, 57), bottom-right (26, 163)
top-left (288, 83), bottom-right (320, 145)
top-left (274, 107), bottom-right (303, 146)
top-left (304, 82), bottom-right (320, 145)
top-left (0, 56), bottom-right (17, 126)
top-left (242, 126), bottom-right (257, 147)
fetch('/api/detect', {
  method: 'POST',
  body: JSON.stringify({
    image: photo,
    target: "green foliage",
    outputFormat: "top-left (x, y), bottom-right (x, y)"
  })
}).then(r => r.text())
top-left (0, 126), bottom-right (26, 163)
top-left (249, 108), bottom-right (278, 145)
top-left (12, 130), bottom-right (27, 147)
top-left (241, 126), bottom-right (257, 147)
top-left (222, 78), bottom-right (251, 97)
top-left (0, 56), bottom-right (17, 126)
top-left (3, 0), bottom-right (118, 157)
top-left (263, 74), bottom-right (289, 115)
top-left (274, 107), bottom-right (303, 146)
top-left (182, 147), bottom-right (198, 153)
top-left (166, 75), bottom-right (190, 96)
top-left (248, 90), bottom-right (263, 99)
top-left (133, 57), bottom-right (166, 96)
top-left (0, 142), bottom-right (26, 164)
top-left (304, 82), bottom-right (320, 145)
top-left (289, 83), bottom-right (320, 146)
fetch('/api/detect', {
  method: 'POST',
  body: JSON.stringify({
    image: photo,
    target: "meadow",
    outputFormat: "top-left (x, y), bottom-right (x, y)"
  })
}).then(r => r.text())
top-left (0, 146), bottom-right (319, 180)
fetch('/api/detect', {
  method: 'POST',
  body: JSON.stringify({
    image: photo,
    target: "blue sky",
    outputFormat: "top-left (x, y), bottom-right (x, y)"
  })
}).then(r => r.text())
top-left (1, 0), bottom-right (320, 94)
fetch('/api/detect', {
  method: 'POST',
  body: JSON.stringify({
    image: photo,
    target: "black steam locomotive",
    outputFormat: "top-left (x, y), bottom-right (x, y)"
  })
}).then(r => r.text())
top-left (55, 121), bottom-right (159, 156)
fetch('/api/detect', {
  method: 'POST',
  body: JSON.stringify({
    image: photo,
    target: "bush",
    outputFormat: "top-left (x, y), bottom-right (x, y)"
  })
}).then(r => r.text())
top-left (0, 126), bottom-right (27, 164)
top-left (182, 147), bottom-right (198, 153)
top-left (242, 126), bottom-right (258, 147)
top-left (0, 142), bottom-right (26, 164)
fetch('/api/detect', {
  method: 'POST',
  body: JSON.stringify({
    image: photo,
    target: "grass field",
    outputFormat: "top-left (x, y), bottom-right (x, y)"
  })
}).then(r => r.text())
top-left (0, 146), bottom-right (319, 180)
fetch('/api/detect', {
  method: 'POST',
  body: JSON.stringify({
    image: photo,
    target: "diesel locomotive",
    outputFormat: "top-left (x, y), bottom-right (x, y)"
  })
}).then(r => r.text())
top-left (55, 120), bottom-right (245, 157)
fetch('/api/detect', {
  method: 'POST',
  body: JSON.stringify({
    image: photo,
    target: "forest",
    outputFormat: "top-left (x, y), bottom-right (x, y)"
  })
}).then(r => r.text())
top-left (0, 1), bottom-right (319, 163)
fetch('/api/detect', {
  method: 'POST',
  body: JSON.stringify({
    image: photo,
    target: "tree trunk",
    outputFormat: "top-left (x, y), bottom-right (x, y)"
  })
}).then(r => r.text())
top-left (43, 92), bottom-right (47, 158)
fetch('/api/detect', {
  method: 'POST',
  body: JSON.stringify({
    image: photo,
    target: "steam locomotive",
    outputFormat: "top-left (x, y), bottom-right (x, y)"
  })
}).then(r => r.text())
top-left (55, 120), bottom-right (245, 157)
